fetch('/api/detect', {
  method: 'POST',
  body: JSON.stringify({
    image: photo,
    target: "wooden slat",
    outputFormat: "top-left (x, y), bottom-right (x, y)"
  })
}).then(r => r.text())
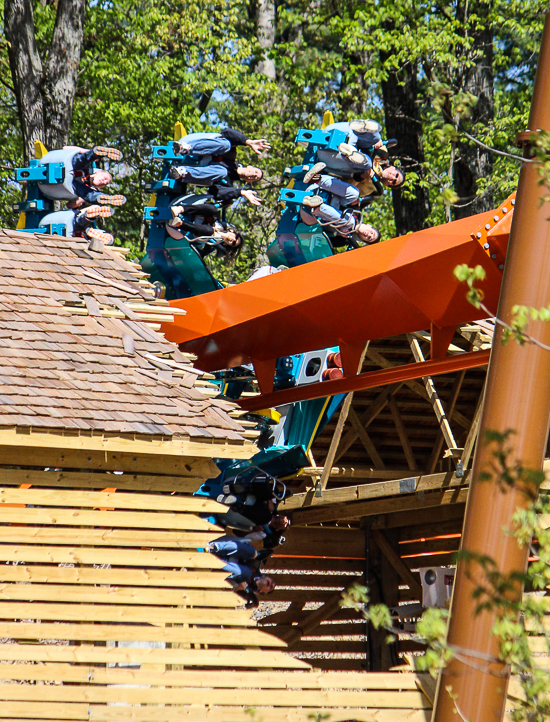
top-left (0, 527), bottom-right (217, 547)
top-left (0, 664), bottom-right (431, 689)
top-left (0, 446), bottom-right (221, 476)
top-left (0, 684), bottom-right (429, 707)
top-left (0, 565), bottom-right (230, 588)
top-left (0, 583), bottom-right (239, 607)
top-left (0, 622), bottom-right (283, 647)
top-left (0, 704), bottom-right (431, 721)
top-left (265, 557), bottom-right (364, 573)
top-left (0, 427), bottom-right (253, 463)
top-left (0, 644), bottom-right (310, 668)
top-left (0, 487), bottom-right (223, 513)
top-left (0, 468), bottom-right (204, 493)
top-left (0, 507), bottom-right (219, 530)
top-left (0, 603), bottom-right (252, 625)
top-left (265, 573), bottom-right (362, 588)
top-left (291, 486), bottom-right (469, 525)
top-left (0, 545), bottom-right (221, 568)
top-left (282, 470), bottom-right (467, 510)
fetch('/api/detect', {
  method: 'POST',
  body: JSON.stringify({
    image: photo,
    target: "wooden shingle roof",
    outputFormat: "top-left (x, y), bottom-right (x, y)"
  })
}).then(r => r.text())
top-left (0, 228), bottom-right (245, 442)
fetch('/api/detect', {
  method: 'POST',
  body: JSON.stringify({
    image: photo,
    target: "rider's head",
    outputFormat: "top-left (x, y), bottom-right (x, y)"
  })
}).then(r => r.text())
top-left (356, 223), bottom-right (381, 244)
top-left (380, 166), bottom-right (405, 188)
top-left (90, 169), bottom-right (112, 189)
top-left (237, 165), bottom-right (263, 183)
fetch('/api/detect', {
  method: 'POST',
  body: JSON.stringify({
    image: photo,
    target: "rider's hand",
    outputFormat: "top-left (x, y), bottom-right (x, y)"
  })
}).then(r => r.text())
top-left (241, 189), bottom-right (262, 206)
top-left (246, 138), bottom-right (271, 155)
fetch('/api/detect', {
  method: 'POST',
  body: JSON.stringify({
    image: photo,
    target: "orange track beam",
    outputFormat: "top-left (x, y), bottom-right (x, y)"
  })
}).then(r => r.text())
top-left (238, 348), bottom-right (490, 411)
top-left (164, 201), bottom-right (512, 391)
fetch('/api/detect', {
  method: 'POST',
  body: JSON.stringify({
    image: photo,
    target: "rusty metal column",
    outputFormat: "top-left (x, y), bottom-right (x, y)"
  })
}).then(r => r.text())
top-left (432, 14), bottom-right (550, 722)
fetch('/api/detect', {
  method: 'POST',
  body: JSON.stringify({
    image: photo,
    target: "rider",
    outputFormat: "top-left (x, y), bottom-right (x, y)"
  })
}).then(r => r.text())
top-left (168, 201), bottom-right (244, 258)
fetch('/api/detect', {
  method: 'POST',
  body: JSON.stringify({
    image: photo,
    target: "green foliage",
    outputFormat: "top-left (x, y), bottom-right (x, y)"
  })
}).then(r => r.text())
top-left (0, 1), bottom-right (546, 277)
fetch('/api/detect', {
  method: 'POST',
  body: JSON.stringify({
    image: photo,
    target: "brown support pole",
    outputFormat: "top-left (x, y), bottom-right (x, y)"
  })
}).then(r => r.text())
top-left (432, 15), bottom-right (550, 722)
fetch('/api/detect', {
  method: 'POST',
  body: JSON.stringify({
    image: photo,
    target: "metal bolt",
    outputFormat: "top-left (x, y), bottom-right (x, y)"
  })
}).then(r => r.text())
top-left (502, 207), bottom-right (508, 213)
top-left (491, 253), bottom-right (496, 259)
top-left (485, 223), bottom-right (491, 230)
top-left (498, 264), bottom-right (504, 270)
top-left (476, 232), bottom-right (482, 238)
top-left (511, 198), bottom-right (516, 205)
top-left (483, 243), bottom-right (490, 250)
top-left (493, 215), bottom-right (499, 222)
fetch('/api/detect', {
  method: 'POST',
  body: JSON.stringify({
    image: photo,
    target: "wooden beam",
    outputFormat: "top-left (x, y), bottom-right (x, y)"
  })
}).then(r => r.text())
top-left (282, 581), bottom-right (359, 646)
top-left (407, 335), bottom-right (458, 452)
top-left (334, 383), bottom-right (402, 462)
top-left (0, 566), bottom-right (231, 589)
top-left (318, 342), bottom-right (370, 492)
top-left (0, 507), bottom-right (219, 531)
top-left (0, 603), bottom-right (252, 626)
top-left (282, 471), bottom-right (469, 510)
top-left (348, 407), bottom-right (386, 469)
top-left (461, 380), bottom-right (487, 471)
top-left (0, 623), bottom-right (283, 648)
top-left (300, 466), bottom-right (412, 481)
top-left (0, 584), bottom-right (238, 608)
top-left (291, 486), bottom-right (469, 525)
top-left (0, 644), bottom-right (310, 669)
top-left (0, 487), bottom-right (223, 513)
top-left (0, 546), bottom-right (225, 569)
top-left (0, 468), bottom-right (203, 493)
top-left (388, 396), bottom-right (416, 470)
top-left (371, 530), bottom-right (423, 599)
top-left (427, 370), bottom-right (467, 474)
top-left (0, 427), bottom-right (254, 463)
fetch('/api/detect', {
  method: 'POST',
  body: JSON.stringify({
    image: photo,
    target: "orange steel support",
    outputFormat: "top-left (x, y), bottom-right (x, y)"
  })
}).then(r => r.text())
top-left (164, 199), bottom-right (514, 389)
top-left (239, 348), bottom-right (490, 411)
top-left (432, 15), bottom-right (550, 722)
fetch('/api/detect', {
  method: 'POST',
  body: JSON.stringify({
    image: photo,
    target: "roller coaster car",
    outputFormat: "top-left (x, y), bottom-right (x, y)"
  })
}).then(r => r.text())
top-left (141, 193), bottom-right (223, 299)
top-left (266, 222), bottom-right (335, 268)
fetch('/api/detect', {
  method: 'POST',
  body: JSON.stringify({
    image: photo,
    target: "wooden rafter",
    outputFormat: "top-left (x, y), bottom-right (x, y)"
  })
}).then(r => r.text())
top-left (371, 529), bottom-right (423, 599)
top-left (317, 343), bottom-right (370, 493)
top-left (407, 335), bottom-right (458, 455)
top-left (388, 395), bottom-right (416, 470)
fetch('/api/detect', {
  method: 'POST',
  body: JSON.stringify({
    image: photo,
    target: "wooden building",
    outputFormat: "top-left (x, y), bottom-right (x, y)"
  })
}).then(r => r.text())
top-left (0, 227), bottom-right (448, 721)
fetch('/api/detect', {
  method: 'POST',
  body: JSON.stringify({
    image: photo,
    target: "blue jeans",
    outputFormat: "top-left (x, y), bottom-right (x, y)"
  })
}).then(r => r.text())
top-left (182, 133), bottom-right (232, 157)
top-left (307, 175), bottom-right (359, 210)
top-left (317, 147), bottom-right (373, 176)
top-left (325, 121), bottom-right (381, 149)
top-left (172, 163), bottom-right (228, 185)
top-left (210, 538), bottom-right (257, 561)
top-left (300, 204), bottom-right (357, 234)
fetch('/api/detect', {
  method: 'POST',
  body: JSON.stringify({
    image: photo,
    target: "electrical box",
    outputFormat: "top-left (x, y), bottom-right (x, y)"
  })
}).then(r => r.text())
top-left (419, 566), bottom-right (456, 609)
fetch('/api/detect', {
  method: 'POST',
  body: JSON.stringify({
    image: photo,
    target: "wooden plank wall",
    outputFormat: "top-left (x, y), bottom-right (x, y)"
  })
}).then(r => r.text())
top-left (259, 508), bottom-right (464, 669)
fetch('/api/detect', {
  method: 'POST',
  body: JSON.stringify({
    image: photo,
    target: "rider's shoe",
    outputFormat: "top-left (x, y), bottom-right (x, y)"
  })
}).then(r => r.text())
top-left (338, 142), bottom-right (369, 165)
top-left (302, 194), bottom-right (324, 208)
top-left (303, 162), bottom-right (326, 184)
top-left (96, 194), bottom-right (126, 206)
top-left (93, 146), bottom-right (123, 162)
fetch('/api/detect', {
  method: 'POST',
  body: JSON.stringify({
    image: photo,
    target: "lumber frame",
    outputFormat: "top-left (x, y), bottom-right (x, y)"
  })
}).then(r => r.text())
top-left (407, 335), bottom-right (458, 454)
top-left (317, 342), bottom-right (370, 493)
top-left (371, 529), bottom-right (422, 599)
top-left (291, 486), bottom-right (469, 525)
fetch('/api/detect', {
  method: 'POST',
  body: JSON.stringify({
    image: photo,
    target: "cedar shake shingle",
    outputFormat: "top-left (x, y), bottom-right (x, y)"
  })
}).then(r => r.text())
top-left (0, 229), bottom-right (245, 442)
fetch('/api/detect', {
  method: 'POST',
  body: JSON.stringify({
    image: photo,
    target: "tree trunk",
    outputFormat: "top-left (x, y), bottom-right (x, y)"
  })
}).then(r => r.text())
top-left (5, 0), bottom-right (86, 163)
top-left (42, 0), bottom-right (86, 150)
top-left (453, 1), bottom-right (494, 218)
top-left (5, 0), bottom-right (45, 162)
top-left (381, 57), bottom-right (431, 235)
top-left (256, 0), bottom-right (276, 79)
